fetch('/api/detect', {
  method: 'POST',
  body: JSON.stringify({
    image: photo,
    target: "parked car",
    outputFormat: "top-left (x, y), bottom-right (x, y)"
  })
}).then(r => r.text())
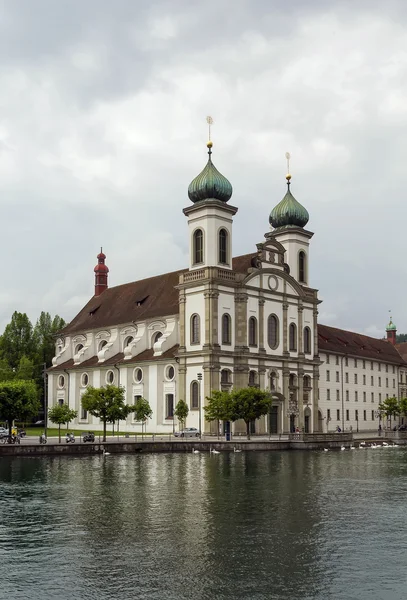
top-left (0, 427), bottom-right (8, 438)
top-left (174, 427), bottom-right (200, 438)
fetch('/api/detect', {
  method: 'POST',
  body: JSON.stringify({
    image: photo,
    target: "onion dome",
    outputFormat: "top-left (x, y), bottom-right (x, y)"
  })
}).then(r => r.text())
top-left (94, 248), bottom-right (109, 274)
top-left (269, 175), bottom-right (309, 229)
top-left (188, 142), bottom-right (233, 203)
top-left (386, 316), bottom-right (397, 331)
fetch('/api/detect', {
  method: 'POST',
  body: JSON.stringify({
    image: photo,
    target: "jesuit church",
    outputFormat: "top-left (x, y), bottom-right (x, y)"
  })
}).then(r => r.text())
top-left (48, 139), bottom-right (407, 435)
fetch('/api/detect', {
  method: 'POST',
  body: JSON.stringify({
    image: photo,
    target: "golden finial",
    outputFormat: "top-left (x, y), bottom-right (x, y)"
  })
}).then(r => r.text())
top-left (285, 152), bottom-right (291, 181)
top-left (206, 116), bottom-right (213, 148)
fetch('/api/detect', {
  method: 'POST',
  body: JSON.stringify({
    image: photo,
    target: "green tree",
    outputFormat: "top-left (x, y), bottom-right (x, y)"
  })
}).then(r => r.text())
top-left (48, 404), bottom-right (78, 442)
top-left (0, 380), bottom-right (40, 435)
top-left (398, 397), bottom-right (407, 423)
top-left (230, 387), bottom-right (273, 439)
top-left (204, 390), bottom-right (233, 439)
top-left (378, 396), bottom-right (400, 429)
top-left (81, 385), bottom-right (134, 441)
top-left (0, 312), bottom-right (35, 369)
top-left (0, 359), bottom-right (15, 382)
top-left (15, 356), bottom-right (35, 380)
top-left (33, 312), bottom-right (66, 367)
top-left (133, 397), bottom-right (153, 438)
top-left (174, 399), bottom-right (189, 432)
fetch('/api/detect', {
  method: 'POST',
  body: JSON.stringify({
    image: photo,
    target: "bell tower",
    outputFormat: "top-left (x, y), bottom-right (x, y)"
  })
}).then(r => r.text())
top-left (386, 315), bottom-right (397, 345)
top-left (94, 248), bottom-right (109, 296)
top-left (267, 153), bottom-right (313, 286)
top-left (183, 117), bottom-right (238, 271)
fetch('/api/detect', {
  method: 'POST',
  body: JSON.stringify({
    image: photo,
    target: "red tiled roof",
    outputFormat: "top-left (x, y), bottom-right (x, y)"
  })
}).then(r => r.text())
top-left (60, 254), bottom-right (256, 335)
top-left (318, 324), bottom-right (406, 365)
top-left (395, 342), bottom-right (407, 362)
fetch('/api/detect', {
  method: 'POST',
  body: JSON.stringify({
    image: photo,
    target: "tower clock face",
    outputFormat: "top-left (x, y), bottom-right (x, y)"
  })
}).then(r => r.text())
top-left (268, 276), bottom-right (279, 291)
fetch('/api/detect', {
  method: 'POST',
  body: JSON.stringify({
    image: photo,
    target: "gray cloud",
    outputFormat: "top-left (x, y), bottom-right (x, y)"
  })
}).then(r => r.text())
top-left (0, 0), bottom-right (405, 336)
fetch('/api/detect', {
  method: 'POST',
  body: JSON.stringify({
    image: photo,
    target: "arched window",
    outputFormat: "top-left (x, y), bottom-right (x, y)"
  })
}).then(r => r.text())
top-left (218, 228), bottom-right (228, 264)
top-left (299, 251), bottom-right (306, 283)
top-left (267, 315), bottom-right (279, 349)
top-left (75, 343), bottom-right (84, 354)
top-left (222, 313), bottom-right (232, 345)
top-left (221, 369), bottom-right (232, 384)
top-left (303, 327), bottom-right (311, 354)
top-left (190, 314), bottom-right (200, 344)
top-left (249, 370), bottom-right (257, 386)
top-left (304, 375), bottom-right (311, 389)
top-left (191, 381), bottom-right (199, 409)
top-left (248, 317), bottom-right (257, 347)
top-left (289, 323), bottom-right (297, 351)
top-left (193, 229), bottom-right (204, 264)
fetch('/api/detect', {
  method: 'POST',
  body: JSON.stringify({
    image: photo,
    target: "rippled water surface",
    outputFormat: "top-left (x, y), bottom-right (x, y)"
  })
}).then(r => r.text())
top-left (1, 449), bottom-right (407, 600)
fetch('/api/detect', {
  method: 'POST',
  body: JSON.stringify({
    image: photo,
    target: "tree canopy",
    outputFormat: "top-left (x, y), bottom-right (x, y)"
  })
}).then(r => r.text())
top-left (0, 380), bottom-right (40, 433)
top-left (48, 404), bottom-right (78, 442)
top-left (81, 385), bottom-right (135, 441)
top-left (205, 387), bottom-right (273, 439)
top-left (174, 399), bottom-right (189, 431)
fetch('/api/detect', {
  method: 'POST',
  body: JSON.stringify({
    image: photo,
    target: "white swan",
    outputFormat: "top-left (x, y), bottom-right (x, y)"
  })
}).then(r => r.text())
top-left (350, 445), bottom-right (355, 450)
top-left (360, 441), bottom-right (366, 446)
top-left (210, 448), bottom-right (220, 454)
top-left (323, 448), bottom-right (329, 452)
top-left (233, 447), bottom-right (242, 453)
top-left (371, 443), bottom-right (377, 449)
top-left (382, 442), bottom-right (389, 447)
top-left (102, 448), bottom-right (111, 456)
top-left (192, 448), bottom-right (200, 454)
top-left (341, 445), bottom-right (346, 451)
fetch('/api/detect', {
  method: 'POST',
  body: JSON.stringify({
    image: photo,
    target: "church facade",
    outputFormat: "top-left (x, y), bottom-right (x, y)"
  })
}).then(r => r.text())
top-left (48, 141), bottom-right (407, 435)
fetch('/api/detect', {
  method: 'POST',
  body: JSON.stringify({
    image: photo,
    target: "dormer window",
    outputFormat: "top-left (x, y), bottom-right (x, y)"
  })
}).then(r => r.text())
top-left (153, 331), bottom-right (163, 345)
top-left (98, 340), bottom-right (108, 352)
top-left (75, 343), bottom-right (84, 354)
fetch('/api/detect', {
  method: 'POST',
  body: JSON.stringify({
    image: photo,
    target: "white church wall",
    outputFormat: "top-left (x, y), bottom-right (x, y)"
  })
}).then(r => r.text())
top-left (185, 289), bottom-right (205, 351)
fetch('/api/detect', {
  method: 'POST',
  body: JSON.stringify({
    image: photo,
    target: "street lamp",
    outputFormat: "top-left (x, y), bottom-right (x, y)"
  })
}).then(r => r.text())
top-left (197, 372), bottom-right (202, 438)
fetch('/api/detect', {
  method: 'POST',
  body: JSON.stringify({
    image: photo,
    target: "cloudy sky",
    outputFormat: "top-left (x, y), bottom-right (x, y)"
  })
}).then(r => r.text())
top-left (0, 0), bottom-right (406, 337)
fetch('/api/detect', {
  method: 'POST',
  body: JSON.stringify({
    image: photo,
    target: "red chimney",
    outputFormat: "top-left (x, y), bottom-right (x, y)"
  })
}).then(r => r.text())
top-left (94, 248), bottom-right (109, 296)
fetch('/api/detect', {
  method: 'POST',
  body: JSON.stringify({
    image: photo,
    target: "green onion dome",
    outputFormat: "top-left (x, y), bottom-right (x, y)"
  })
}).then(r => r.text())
top-left (386, 317), bottom-right (397, 331)
top-left (269, 176), bottom-right (309, 229)
top-left (188, 142), bottom-right (233, 203)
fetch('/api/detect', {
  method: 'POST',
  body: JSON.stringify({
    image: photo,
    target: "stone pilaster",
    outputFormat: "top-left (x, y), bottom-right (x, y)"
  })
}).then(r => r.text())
top-left (178, 292), bottom-right (186, 352)
top-left (298, 367), bottom-right (304, 430)
top-left (282, 366), bottom-right (290, 432)
top-left (298, 302), bottom-right (304, 357)
top-left (312, 366), bottom-right (320, 432)
top-left (282, 300), bottom-right (289, 356)
top-left (313, 307), bottom-right (319, 357)
top-left (258, 297), bottom-right (265, 352)
top-left (234, 292), bottom-right (248, 349)
top-left (177, 365), bottom-right (187, 405)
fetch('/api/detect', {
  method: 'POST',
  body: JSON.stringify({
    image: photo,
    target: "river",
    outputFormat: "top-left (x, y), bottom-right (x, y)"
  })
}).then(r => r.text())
top-left (0, 449), bottom-right (406, 600)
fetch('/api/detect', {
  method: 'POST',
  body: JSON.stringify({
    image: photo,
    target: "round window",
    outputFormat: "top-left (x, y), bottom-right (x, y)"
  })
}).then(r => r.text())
top-left (166, 365), bottom-right (175, 381)
top-left (81, 373), bottom-right (89, 387)
top-left (134, 368), bottom-right (143, 383)
top-left (106, 370), bottom-right (114, 384)
top-left (58, 375), bottom-right (65, 388)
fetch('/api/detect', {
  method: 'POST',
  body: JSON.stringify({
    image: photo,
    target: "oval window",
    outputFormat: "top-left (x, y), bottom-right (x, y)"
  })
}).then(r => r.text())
top-left (166, 366), bottom-right (175, 381)
top-left (134, 368), bottom-right (143, 383)
top-left (106, 370), bottom-right (114, 384)
top-left (58, 375), bottom-right (65, 388)
top-left (81, 373), bottom-right (89, 387)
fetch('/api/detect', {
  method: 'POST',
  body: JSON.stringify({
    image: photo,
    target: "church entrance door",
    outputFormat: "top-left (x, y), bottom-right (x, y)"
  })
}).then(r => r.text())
top-left (304, 415), bottom-right (310, 433)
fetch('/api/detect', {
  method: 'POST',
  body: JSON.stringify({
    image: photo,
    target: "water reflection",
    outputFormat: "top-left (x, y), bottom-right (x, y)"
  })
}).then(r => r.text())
top-left (1, 450), bottom-right (407, 599)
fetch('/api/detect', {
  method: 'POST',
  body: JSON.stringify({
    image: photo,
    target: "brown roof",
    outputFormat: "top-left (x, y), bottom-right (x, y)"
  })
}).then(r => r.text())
top-left (50, 345), bottom-right (179, 371)
top-left (395, 342), bottom-right (407, 362)
top-left (60, 254), bottom-right (256, 335)
top-left (318, 324), bottom-right (407, 365)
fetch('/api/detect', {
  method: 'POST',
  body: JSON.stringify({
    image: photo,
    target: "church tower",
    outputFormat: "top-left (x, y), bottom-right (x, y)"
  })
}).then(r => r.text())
top-left (268, 157), bottom-right (313, 286)
top-left (94, 248), bottom-right (109, 296)
top-left (183, 125), bottom-right (237, 271)
top-left (386, 315), bottom-right (397, 345)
